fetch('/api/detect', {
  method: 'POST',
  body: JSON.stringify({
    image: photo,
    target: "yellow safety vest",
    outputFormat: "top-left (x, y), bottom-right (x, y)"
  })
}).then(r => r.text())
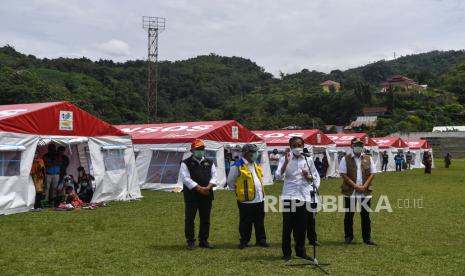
top-left (235, 161), bottom-right (265, 202)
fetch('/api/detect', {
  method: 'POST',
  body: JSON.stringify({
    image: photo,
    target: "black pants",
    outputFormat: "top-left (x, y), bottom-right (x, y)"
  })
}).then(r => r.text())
top-left (307, 203), bottom-right (318, 244)
top-left (237, 201), bottom-right (266, 244)
top-left (382, 162), bottom-right (388, 172)
top-left (344, 197), bottom-right (371, 241)
top-left (282, 200), bottom-right (309, 257)
top-left (34, 193), bottom-right (44, 209)
top-left (184, 199), bottom-right (212, 243)
top-left (396, 163), bottom-right (402, 171)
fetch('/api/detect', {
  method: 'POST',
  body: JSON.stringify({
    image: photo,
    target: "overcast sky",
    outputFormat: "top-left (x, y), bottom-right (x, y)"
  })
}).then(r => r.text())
top-left (1, 0), bottom-right (465, 75)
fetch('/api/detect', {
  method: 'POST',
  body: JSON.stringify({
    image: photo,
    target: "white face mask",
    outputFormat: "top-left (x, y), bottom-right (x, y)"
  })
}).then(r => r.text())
top-left (353, 146), bottom-right (363, 154)
top-left (291, 147), bottom-right (303, 156)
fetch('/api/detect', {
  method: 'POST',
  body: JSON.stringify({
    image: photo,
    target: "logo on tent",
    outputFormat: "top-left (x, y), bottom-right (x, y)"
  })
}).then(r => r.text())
top-left (59, 111), bottom-right (73, 131)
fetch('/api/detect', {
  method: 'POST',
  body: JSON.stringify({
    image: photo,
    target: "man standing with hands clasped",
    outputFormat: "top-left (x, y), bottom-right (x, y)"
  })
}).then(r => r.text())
top-left (339, 137), bottom-right (377, 246)
top-left (180, 139), bottom-right (217, 250)
top-left (227, 144), bottom-right (268, 249)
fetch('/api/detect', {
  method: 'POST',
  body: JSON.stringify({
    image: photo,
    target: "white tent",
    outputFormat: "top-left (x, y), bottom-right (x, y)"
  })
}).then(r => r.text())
top-left (404, 140), bottom-right (434, 169)
top-left (372, 137), bottom-right (409, 172)
top-left (0, 102), bottom-right (141, 215)
top-left (116, 120), bottom-right (272, 191)
top-left (252, 130), bottom-right (338, 178)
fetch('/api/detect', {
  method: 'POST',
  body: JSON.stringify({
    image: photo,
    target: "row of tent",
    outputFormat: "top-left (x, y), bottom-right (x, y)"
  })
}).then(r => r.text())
top-left (0, 101), bottom-right (433, 215)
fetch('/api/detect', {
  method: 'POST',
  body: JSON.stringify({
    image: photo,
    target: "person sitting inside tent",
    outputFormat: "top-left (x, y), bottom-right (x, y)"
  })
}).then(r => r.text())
top-left (76, 167), bottom-right (95, 203)
top-left (58, 186), bottom-right (84, 210)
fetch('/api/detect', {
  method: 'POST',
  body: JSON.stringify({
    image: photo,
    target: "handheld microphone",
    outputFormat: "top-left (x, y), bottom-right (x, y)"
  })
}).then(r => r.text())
top-left (302, 147), bottom-right (311, 157)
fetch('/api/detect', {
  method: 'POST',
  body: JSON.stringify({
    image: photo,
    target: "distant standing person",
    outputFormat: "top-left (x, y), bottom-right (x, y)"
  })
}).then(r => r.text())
top-left (269, 149), bottom-right (280, 180)
top-left (405, 151), bottom-right (413, 169)
top-left (444, 153), bottom-right (452, 168)
top-left (382, 151), bottom-right (389, 172)
top-left (31, 150), bottom-right (46, 209)
top-left (57, 146), bottom-right (70, 184)
top-left (43, 144), bottom-right (60, 205)
top-left (423, 152), bottom-right (432, 174)
top-left (394, 153), bottom-right (402, 172)
top-left (322, 154), bottom-right (329, 178)
top-left (314, 157), bottom-right (324, 178)
top-left (180, 139), bottom-right (217, 250)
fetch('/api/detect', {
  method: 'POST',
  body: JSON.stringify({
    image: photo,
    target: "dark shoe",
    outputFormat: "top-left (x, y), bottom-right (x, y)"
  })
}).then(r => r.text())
top-left (256, 241), bottom-right (270, 247)
top-left (296, 254), bottom-right (313, 261)
top-left (345, 237), bottom-right (353, 244)
top-left (238, 242), bottom-right (248, 249)
top-left (282, 255), bottom-right (292, 262)
top-left (199, 241), bottom-right (214, 249)
top-left (309, 240), bottom-right (321, 246)
top-left (363, 240), bottom-right (377, 246)
top-left (186, 242), bottom-right (196, 250)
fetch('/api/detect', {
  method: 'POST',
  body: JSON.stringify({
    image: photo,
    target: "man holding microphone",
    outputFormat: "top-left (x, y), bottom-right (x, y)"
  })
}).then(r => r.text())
top-left (276, 137), bottom-right (320, 261)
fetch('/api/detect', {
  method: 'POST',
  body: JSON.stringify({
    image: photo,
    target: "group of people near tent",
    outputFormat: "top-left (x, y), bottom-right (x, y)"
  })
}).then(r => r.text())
top-left (0, 101), bottom-right (436, 217)
top-left (0, 102), bottom-right (140, 215)
top-left (30, 143), bottom-right (96, 210)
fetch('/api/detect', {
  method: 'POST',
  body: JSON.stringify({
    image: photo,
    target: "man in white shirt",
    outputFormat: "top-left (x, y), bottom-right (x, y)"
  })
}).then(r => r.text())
top-left (180, 139), bottom-right (217, 250)
top-left (269, 149), bottom-right (280, 180)
top-left (227, 144), bottom-right (268, 249)
top-left (276, 137), bottom-right (320, 261)
top-left (338, 137), bottom-right (377, 246)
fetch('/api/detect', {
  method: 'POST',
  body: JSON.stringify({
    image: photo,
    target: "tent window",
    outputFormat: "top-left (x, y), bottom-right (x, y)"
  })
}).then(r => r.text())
top-left (146, 150), bottom-right (184, 184)
top-left (0, 151), bottom-right (21, 176)
top-left (205, 150), bottom-right (217, 166)
top-left (102, 149), bottom-right (125, 171)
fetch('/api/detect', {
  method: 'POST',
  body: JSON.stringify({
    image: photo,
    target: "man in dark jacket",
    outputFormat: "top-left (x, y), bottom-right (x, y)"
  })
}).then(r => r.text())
top-left (180, 139), bottom-right (217, 250)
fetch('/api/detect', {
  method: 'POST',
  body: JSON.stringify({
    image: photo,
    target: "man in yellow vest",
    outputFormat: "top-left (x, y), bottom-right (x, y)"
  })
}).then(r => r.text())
top-left (339, 137), bottom-right (377, 246)
top-left (227, 144), bottom-right (268, 249)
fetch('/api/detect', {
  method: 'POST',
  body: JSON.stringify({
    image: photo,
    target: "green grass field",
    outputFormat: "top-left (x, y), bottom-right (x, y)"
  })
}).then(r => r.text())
top-left (1, 160), bottom-right (464, 275)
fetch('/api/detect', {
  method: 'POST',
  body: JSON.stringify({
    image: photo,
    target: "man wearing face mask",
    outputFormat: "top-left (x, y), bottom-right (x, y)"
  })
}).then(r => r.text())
top-left (180, 139), bottom-right (217, 250)
top-left (227, 144), bottom-right (268, 249)
top-left (338, 138), bottom-right (377, 246)
top-left (276, 137), bottom-right (320, 261)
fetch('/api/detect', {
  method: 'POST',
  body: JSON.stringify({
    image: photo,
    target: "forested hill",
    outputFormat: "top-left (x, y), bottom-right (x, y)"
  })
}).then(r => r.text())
top-left (1, 45), bottom-right (465, 135)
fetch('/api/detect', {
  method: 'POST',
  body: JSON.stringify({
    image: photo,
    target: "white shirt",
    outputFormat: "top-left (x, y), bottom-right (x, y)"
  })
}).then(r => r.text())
top-left (276, 153), bottom-right (321, 203)
top-left (338, 151), bottom-right (377, 197)
top-left (180, 157), bottom-right (217, 190)
top-left (269, 153), bottom-right (280, 166)
top-left (227, 158), bottom-right (264, 203)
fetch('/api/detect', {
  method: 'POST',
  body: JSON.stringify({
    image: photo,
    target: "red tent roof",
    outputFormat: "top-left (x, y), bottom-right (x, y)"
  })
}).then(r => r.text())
top-left (326, 133), bottom-right (377, 147)
top-left (404, 139), bottom-right (432, 149)
top-left (372, 137), bottom-right (408, 149)
top-left (0, 101), bottom-right (125, 136)
top-left (116, 120), bottom-right (263, 144)
top-left (252, 130), bottom-right (334, 147)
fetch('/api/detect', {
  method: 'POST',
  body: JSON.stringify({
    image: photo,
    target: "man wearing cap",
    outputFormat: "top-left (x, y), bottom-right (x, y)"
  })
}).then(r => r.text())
top-left (180, 139), bottom-right (217, 250)
top-left (227, 144), bottom-right (268, 249)
top-left (338, 137), bottom-right (377, 246)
